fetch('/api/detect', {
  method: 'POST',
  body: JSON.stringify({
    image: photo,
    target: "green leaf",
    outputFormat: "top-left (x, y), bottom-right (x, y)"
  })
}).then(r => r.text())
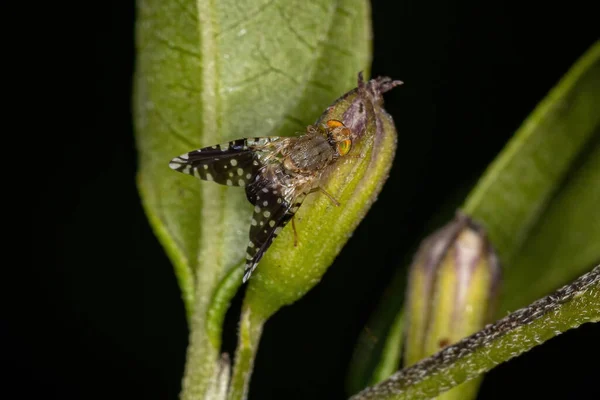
top-left (134, 0), bottom-right (372, 398)
top-left (499, 134), bottom-right (600, 313)
top-left (462, 40), bottom-right (600, 266)
top-left (346, 40), bottom-right (600, 395)
top-left (349, 266), bottom-right (600, 400)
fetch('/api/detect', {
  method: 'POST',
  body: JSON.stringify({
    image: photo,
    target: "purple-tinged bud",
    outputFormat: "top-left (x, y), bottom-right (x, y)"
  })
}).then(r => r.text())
top-left (404, 212), bottom-right (501, 399)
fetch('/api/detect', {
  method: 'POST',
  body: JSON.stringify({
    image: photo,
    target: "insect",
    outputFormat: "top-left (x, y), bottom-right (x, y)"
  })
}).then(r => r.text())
top-left (169, 119), bottom-right (355, 282)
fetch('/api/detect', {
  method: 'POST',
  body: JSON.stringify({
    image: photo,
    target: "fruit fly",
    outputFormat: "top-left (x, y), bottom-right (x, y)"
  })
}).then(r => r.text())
top-left (169, 119), bottom-right (354, 282)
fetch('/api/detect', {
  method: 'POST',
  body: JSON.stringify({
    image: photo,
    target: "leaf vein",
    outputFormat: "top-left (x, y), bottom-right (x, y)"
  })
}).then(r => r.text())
top-left (216, 0), bottom-right (277, 38)
top-left (171, 0), bottom-right (198, 22)
top-left (153, 32), bottom-right (201, 59)
top-left (274, 4), bottom-right (316, 51)
top-left (154, 106), bottom-right (197, 148)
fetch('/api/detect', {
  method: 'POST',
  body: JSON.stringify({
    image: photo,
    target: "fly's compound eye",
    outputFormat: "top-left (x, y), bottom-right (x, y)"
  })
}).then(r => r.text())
top-left (324, 120), bottom-right (352, 156)
top-left (325, 120), bottom-right (352, 139)
top-left (326, 119), bottom-right (345, 130)
top-left (337, 139), bottom-right (352, 156)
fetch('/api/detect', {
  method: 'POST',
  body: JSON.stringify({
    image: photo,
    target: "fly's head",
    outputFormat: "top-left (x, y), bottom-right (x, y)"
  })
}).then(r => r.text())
top-left (324, 119), bottom-right (353, 158)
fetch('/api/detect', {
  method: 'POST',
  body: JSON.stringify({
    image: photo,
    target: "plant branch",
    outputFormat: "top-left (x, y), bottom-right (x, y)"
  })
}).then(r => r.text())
top-left (349, 265), bottom-right (600, 400)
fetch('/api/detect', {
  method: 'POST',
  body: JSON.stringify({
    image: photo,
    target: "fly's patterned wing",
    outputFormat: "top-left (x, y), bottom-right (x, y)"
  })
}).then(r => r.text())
top-left (169, 135), bottom-right (307, 283)
top-left (168, 137), bottom-right (281, 187)
top-left (242, 176), bottom-right (308, 283)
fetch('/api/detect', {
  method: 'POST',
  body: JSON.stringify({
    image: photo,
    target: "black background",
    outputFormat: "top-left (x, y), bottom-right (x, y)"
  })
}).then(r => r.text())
top-left (12, 1), bottom-right (599, 399)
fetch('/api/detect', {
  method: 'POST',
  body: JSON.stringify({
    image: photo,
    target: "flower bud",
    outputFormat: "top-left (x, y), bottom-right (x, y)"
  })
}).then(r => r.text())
top-left (404, 212), bottom-right (501, 377)
top-left (244, 73), bottom-right (402, 319)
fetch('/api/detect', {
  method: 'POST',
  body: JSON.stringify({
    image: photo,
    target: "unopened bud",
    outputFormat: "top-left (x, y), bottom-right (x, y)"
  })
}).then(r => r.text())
top-left (244, 73), bottom-right (402, 318)
top-left (404, 212), bottom-right (501, 371)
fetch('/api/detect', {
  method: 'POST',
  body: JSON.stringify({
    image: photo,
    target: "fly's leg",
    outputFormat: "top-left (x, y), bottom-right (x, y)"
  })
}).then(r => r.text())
top-left (291, 216), bottom-right (299, 247)
top-left (310, 186), bottom-right (341, 207)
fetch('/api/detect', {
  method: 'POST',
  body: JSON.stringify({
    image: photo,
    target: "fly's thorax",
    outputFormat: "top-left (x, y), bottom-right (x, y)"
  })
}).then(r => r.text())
top-left (282, 134), bottom-right (337, 174)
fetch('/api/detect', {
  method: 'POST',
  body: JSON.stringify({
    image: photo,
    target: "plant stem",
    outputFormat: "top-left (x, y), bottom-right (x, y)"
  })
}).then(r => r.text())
top-left (369, 309), bottom-right (405, 386)
top-left (227, 307), bottom-right (265, 400)
top-left (349, 265), bottom-right (600, 400)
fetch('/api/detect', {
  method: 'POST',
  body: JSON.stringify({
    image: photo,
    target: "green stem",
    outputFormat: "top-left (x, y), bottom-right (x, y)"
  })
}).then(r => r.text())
top-left (181, 266), bottom-right (244, 400)
top-left (349, 265), bottom-right (600, 400)
top-left (180, 299), bottom-right (221, 400)
top-left (369, 309), bottom-right (405, 386)
top-left (227, 307), bottom-right (265, 400)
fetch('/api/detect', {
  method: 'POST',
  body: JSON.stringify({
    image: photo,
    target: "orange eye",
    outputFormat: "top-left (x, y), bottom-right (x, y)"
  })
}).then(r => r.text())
top-left (337, 139), bottom-right (352, 156)
top-left (326, 119), bottom-right (344, 130)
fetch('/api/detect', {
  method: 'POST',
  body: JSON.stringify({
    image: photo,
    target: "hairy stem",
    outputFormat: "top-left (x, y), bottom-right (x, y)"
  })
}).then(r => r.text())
top-left (350, 265), bottom-right (600, 400)
top-left (227, 308), bottom-right (265, 400)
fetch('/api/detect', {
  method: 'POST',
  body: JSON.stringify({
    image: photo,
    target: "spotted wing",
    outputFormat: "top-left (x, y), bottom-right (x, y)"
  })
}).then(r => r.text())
top-left (242, 175), bottom-right (308, 283)
top-left (168, 137), bottom-right (282, 187)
